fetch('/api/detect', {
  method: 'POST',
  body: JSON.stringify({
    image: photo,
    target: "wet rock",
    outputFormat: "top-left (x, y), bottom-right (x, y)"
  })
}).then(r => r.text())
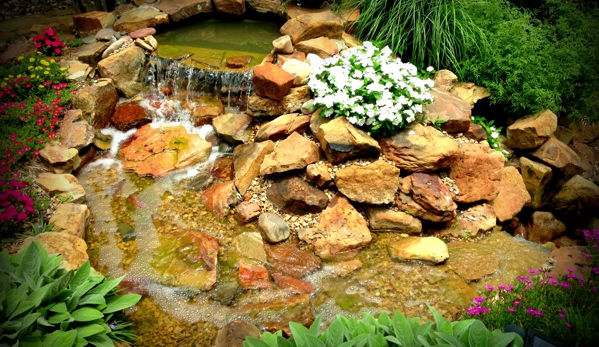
top-left (548, 246), bottom-right (591, 279)
top-left (93, 131), bottom-right (112, 151)
top-left (255, 113), bottom-right (310, 142)
top-left (214, 320), bottom-right (260, 347)
top-left (453, 203), bottom-right (496, 236)
top-left (264, 242), bottom-right (321, 277)
top-left (364, 206), bottom-right (422, 234)
top-left (226, 55), bottom-right (252, 69)
top-left (213, 113), bottom-right (252, 144)
top-left (464, 123), bottom-right (488, 142)
top-left (117, 222), bottom-right (136, 241)
top-left (235, 201), bottom-right (261, 224)
top-left (210, 157), bottom-right (234, 180)
top-left (527, 211), bottom-right (566, 244)
top-left (48, 203), bottom-right (90, 239)
top-left (449, 82), bottom-right (490, 109)
top-left (118, 123), bottom-right (212, 177)
top-left (325, 259), bottom-right (363, 276)
top-left (72, 78), bottom-right (118, 129)
top-left (201, 181), bottom-right (240, 218)
top-left (381, 123), bottom-right (458, 172)
top-left (298, 195), bottom-right (371, 259)
top-left (423, 89), bottom-right (471, 133)
top-left (433, 69), bottom-right (458, 92)
top-left (186, 95), bottom-right (225, 126)
top-left (273, 35), bottom-right (293, 54)
top-left (294, 37), bottom-right (338, 59)
top-left (95, 28), bottom-right (115, 41)
top-left (258, 212), bottom-right (290, 243)
top-left (388, 236), bottom-right (448, 264)
top-left (513, 225), bottom-right (527, 239)
top-left (449, 142), bottom-right (505, 203)
top-left (36, 173), bottom-right (86, 203)
top-left (550, 175), bottom-right (599, 211)
top-left (520, 157), bottom-right (554, 209)
top-left (266, 176), bottom-right (328, 215)
top-left (272, 273), bottom-right (313, 294)
top-left (113, 7), bottom-right (169, 32)
top-left (335, 160), bottom-right (400, 205)
top-left (314, 116), bottom-right (380, 164)
top-left (73, 11), bottom-right (115, 37)
top-left (98, 45), bottom-right (146, 98)
top-left (155, 0), bottom-right (212, 22)
top-left (135, 38), bottom-right (154, 52)
top-left (111, 101), bottom-right (151, 131)
top-left (446, 241), bottom-right (498, 281)
top-left (305, 162), bottom-right (333, 188)
top-left (239, 293), bottom-right (313, 334)
top-left (19, 232), bottom-right (88, 271)
top-left (248, 85), bottom-right (311, 116)
top-left (130, 27), bottom-right (156, 39)
top-left (238, 259), bottom-right (272, 289)
top-left (233, 141), bottom-right (275, 194)
top-left (76, 41), bottom-right (110, 66)
top-left (280, 11), bottom-right (344, 44)
top-left (60, 60), bottom-right (92, 82)
top-left (213, 0), bottom-right (245, 15)
top-left (260, 132), bottom-right (321, 175)
top-left (253, 63), bottom-right (295, 101)
top-left (490, 167), bottom-right (531, 222)
top-left (39, 141), bottom-right (80, 174)
top-left (234, 232), bottom-right (267, 262)
top-left (506, 110), bottom-right (557, 149)
top-left (531, 136), bottom-right (590, 179)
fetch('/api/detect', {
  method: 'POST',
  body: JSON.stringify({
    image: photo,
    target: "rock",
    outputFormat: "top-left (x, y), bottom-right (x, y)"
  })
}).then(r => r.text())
top-left (233, 141), bottom-right (275, 194)
top-left (39, 141), bottom-right (79, 174)
top-left (388, 236), bottom-right (448, 264)
top-left (280, 11), bottom-right (344, 44)
top-left (531, 136), bottom-right (590, 179)
top-left (95, 28), bottom-right (115, 41)
top-left (305, 162), bottom-right (333, 189)
top-left (364, 206), bottom-right (422, 234)
top-left (201, 181), bottom-right (240, 218)
top-left (118, 123), bottom-right (213, 177)
top-left (155, 0), bottom-right (212, 22)
top-left (453, 203), bottom-right (496, 236)
top-left (449, 143), bottom-right (505, 203)
top-left (506, 110), bottom-right (557, 149)
top-left (449, 82), bottom-right (490, 108)
top-left (325, 259), bottom-right (363, 276)
top-left (145, 35), bottom-right (158, 50)
top-left (520, 157), bottom-right (554, 209)
top-left (60, 60), bottom-right (92, 82)
top-left (258, 212), bottom-right (290, 243)
top-left (245, 0), bottom-right (282, 14)
top-left (233, 232), bottom-right (266, 262)
top-left (266, 176), bottom-right (328, 214)
top-left (113, 7), bottom-right (169, 32)
top-left (58, 110), bottom-right (95, 150)
top-left (464, 123), bottom-right (488, 142)
top-left (253, 63), bottom-right (295, 101)
top-left (239, 293), bottom-right (313, 334)
top-left (76, 41), bottom-right (110, 65)
top-left (446, 242), bottom-right (498, 281)
top-left (335, 160), bottom-right (400, 205)
top-left (19, 232), bottom-right (88, 271)
top-left (48, 203), bottom-right (90, 239)
top-left (260, 133), bottom-right (321, 175)
top-left (226, 55), bottom-right (252, 69)
top-left (273, 35), bottom-right (293, 54)
top-left (423, 89), bottom-right (471, 133)
top-left (264, 242), bottom-right (321, 277)
top-left (248, 85), bottom-right (311, 116)
top-left (213, 113), bottom-right (252, 144)
top-left (98, 45), bottom-right (146, 98)
top-left (213, 0), bottom-right (245, 15)
top-left (570, 141), bottom-right (594, 164)
top-left (381, 123), bottom-right (458, 172)
top-left (73, 11), bottom-right (115, 37)
top-left (214, 320), bottom-right (260, 347)
top-left (272, 273), bottom-right (313, 294)
top-left (314, 116), bottom-right (380, 164)
top-left (255, 113), bottom-right (310, 141)
top-left (342, 32), bottom-right (361, 48)
top-left (93, 131), bottom-right (112, 151)
top-left (130, 27), bottom-right (156, 39)
top-left (135, 38), bottom-right (154, 52)
top-left (572, 125), bottom-right (599, 144)
top-left (298, 195), bottom-right (371, 259)
top-left (433, 69), bottom-right (458, 92)
top-left (397, 173), bottom-right (457, 223)
top-left (547, 246), bottom-right (591, 280)
top-left (281, 59), bottom-right (313, 86)
top-left (36, 173), bottom-right (86, 203)
top-left (186, 95), bottom-right (225, 126)
top-left (550, 175), bottom-right (599, 211)
top-left (111, 101), bottom-right (151, 131)
top-left (294, 37), bottom-right (338, 58)
top-left (151, 231), bottom-right (219, 290)
top-left (72, 79), bottom-right (118, 129)
top-left (101, 38), bottom-right (131, 59)
top-left (235, 202), bottom-right (261, 224)
top-left (238, 259), bottom-right (272, 289)
top-left (0, 37), bottom-right (36, 63)
top-left (490, 167), bottom-right (531, 222)
top-left (527, 211), bottom-right (566, 244)
top-left (554, 125), bottom-right (574, 145)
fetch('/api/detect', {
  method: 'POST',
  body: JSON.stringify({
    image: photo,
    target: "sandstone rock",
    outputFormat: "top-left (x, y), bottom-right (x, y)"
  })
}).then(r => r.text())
top-left (214, 320), bottom-right (260, 347)
top-left (201, 181), bottom-right (240, 218)
top-left (446, 241), bottom-right (498, 281)
top-left (118, 123), bottom-right (212, 177)
top-left (95, 28), bottom-right (115, 41)
top-left (135, 38), bottom-right (154, 52)
top-left (253, 63), bottom-right (295, 101)
top-left (235, 202), bottom-right (261, 223)
top-left (449, 82), bottom-right (490, 108)
top-left (130, 27), bottom-right (156, 39)
top-left (93, 131), bottom-right (112, 151)
top-left (423, 89), bottom-right (471, 133)
top-left (449, 143), bottom-right (505, 203)
top-left (572, 125), bottom-right (599, 144)
top-left (187, 95), bottom-right (225, 126)
top-left (388, 236), bottom-right (448, 264)
top-left (364, 206), bottom-right (422, 234)
top-left (48, 203), bottom-right (90, 239)
top-left (548, 246), bottom-right (591, 280)
top-left (335, 160), bottom-right (400, 205)
top-left (238, 259), bottom-right (272, 289)
top-left (76, 41), bottom-right (110, 65)
top-left (305, 162), bottom-right (333, 188)
top-left (342, 32), bottom-right (361, 48)
top-left (36, 173), bottom-right (86, 203)
top-left (19, 232), bottom-right (88, 271)
top-left (155, 0), bottom-right (212, 22)
top-left (0, 37), bottom-right (36, 63)
top-left (58, 110), bottom-right (95, 150)
top-left (233, 141), bottom-right (275, 194)
top-left (233, 232), bottom-right (266, 262)
top-left (60, 60), bottom-right (92, 82)
top-left (550, 175), bottom-right (599, 211)
top-left (272, 273), bottom-right (313, 294)
top-left (520, 157), bottom-right (554, 209)
top-left (101, 38), bottom-right (130, 59)
top-left (73, 11), bottom-right (115, 37)
top-left (264, 242), bottom-right (321, 277)
top-left (280, 11), bottom-right (344, 44)
top-left (506, 110), bottom-right (557, 149)
top-left (298, 195), bottom-right (371, 259)
top-left (325, 259), bottom-right (363, 277)
top-left (527, 211), bottom-right (566, 244)
top-left (72, 79), bottom-right (118, 129)
top-left (397, 173), bottom-right (457, 223)
top-left (213, 0), bottom-right (245, 14)
top-left (294, 37), bottom-right (338, 58)
top-left (239, 293), bottom-right (313, 334)
top-left (113, 7), bottom-right (169, 32)
top-left (531, 136), bottom-right (590, 179)
top-left (281, 59), bottom-right (313, 86)
top-left (248, 85), bottom-right (311, 116)
top-left (260, 133), bottom-right (321, 175)
top-left (213, 113), bottom-right (252, 144)
top-left (131, 0), bottom-right (155, 5)
top-left (259, 212), bottom-right (290, 243)
top-left (267, 176), bottom-right (328, 214)
top-left (255, 113), bottom-right (310, 141)
top-left (381, 123), bottom-right (458, 172)
top-left (490, 167), bottom-right (531, 222)
top-left (245, 0), bottom-right (282, 14)
top-left (464, 123), bottom-right (488, 142)
top-left (433, 69), bottom-right (458, 92)
top-left (554, 125), bottom-right (574, 145)
top-left (273, 35), bottom-right (293, 54)
top-left (315, 116), bottom-right (380, 164)
top-left (226, 55), bottom-right (252, 69)
top-left (39, 141), bottom-right (79, 174)
top-left (98, 45), bottom-right (146, 98)
top-left (110, 101), bottom-right (151, 131)
top-left (285, 2), bottom-right (328, 18)
top-left (454, 203), bottom-right (496, 236)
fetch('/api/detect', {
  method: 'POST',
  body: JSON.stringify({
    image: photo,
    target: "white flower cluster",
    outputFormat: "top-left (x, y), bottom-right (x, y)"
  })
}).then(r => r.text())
top-left (307, 42), bottom-right (434, 136)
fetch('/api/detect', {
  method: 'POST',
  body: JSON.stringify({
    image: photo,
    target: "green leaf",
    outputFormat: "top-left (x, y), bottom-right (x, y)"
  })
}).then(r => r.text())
top-left (74, 337), bottom-right (88, 347)
top-left (261, 331), bottom-right (278, 347)
top-left (41, 255), bottom-right (62, 279)
top-left (49, 302), bottom-right (68, 313)
top-left (428, 305), bottom-right (447, 333)
top-left (51, 330), bottom-right (77, 347)
top-left (8, 301), bottom-right (35, 320)
top-left (78, 294), bottom-right (106, 307)
top-left (102, 294), bottom-right (141, 314)
top-left (244, 337), bottom-right (272, 347)
top-left (435, 332), bottom-right (466, 347)
top-left (47, 312), bottom-right (71, 324)
top-left (289, 321), bottom-right (310, 347)
top-left (18, 242), bottom-right (41, 286)
top-left (71, 307), bottom-right (104, 322)
top-left (308, 316), bottom-right (322, 336)
top-left (417, 335), bottom-right (434, 347)
top-left (306, 335), bottom-right (326, 347)
top-left (88, 276), bottom-right (124, 297)
top-left (391, 311), bottom-right (412, 347)
top-left (325, 320), bottom-right (344, 347)
top-left (43, 271), bottom-right (73, 304)
top-left (0, 249), bottom-right (16, 274)
top-left (488, 333), bottom-right (515, 347)
top-left (468, 320), bottom-right (488, 347)
top-left (452, 320), bottom-right (474, 337)
top-left (19, 335), bottom-right (42, 347)
top-left (85, 332), bottom-right (114, 347)
top-left (17, 312), bottom-right (41, 337)
top-left (76, 324), bottom-right (105, 338)
top-left (69, 262), bottom-right (90, 290)
top-left (25, 283), bottom-right (52, 308)
top-left (276, 336), bottom-right (294, 347)
top-left (37, 316), bottom-right (53, 327)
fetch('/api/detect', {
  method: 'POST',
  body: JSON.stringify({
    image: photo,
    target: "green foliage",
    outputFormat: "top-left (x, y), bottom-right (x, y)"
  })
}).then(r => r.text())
top-left (0, 242), bottom-right (141, 347)
top-left (243, 305), bottom-right (523, 347)
top-left (64, 39), bottom-right (83, 48)
top-left (470, 116), bottom-right (504, 154)
top-left (429, 117), bottom-right (447, 131)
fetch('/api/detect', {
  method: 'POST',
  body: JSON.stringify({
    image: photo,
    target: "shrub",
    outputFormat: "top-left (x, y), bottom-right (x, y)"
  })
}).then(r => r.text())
top-left (308, 42), bottom-right (434, 137)
top-left (243, 305), bottom-right (523, 347)
top-left (0, 242), bottom-right (141, 347)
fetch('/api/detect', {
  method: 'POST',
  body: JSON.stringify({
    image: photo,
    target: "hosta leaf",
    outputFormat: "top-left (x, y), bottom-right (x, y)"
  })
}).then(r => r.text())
top-left (243, 338), bottom-right (271, 347)
top-left (78, 294), bottom-right (106, 307)
top-left (37, 316), bottom-right (53, 327)
top-left (468, 320), bottom-right (488, 347)
top-left (309, 316), bottom-right (322, 336)
top-left (19, 242), bottom-right (41, 286)
top-left (74, 337), bottom-right (88, 347)
top-left (305, 335), bottom-right (325, 347)
top-left (51, 329), bottom-right (77, 347)
top-left (488, 332), bottom-right (515, 347)
top-left (8, 301), bottom-right (35, 320)
top-left (71, 307), bottom-right (104, 322)
top-left (261, 331), bottom-right (279, 347)
top-left (85, 332), bottom-right (113, 347)
top-left (452, 320), bottom-right (474, 337)
top-left (101, 294), bottom-right (141, 314)
top-left (391, 311), bottom-right (412, 347)
top-left (76, 324), bottom-right (105, 338)
top-left (428, 305), bottom-right (447, 332)
top-left (19, 335), bottom-right (42, 347)
top-left (69, 262), bottom-right (90, 290)
top-left (434, 332), bottom-right (465, 347)
top-left (17, 312), bottom-right (41, 336)
top-left (0, 249), bottom-right (15, 274)
top-left (325, 320), bottom-right (344, 347)
top-left (25, 283), bottom-right (52, 308)
top-left (47, 312), bottom-right (71, 324)
top-left (41, 255), bottom-right (62, 279)
top-left (43, 271), bottom-right (73, 304)
top-left (49, 302), bottom-right (68, 313)
top-left (87, 276), bottom-right (124, 297)
top-left (289, 321), bottom-right (310, 347)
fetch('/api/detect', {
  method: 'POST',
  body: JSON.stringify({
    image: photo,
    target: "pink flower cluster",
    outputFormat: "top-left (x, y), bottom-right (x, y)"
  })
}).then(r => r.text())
top-left (0, 173), bottom-right (35, 222)
top-left (33, 28), bottom-right (65, 56)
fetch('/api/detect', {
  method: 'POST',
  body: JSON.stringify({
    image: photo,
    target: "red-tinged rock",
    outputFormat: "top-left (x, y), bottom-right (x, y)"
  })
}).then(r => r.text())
top-left (464, 123), bottom-right (488, 142)
top-left (531, 136), bottom-right (591, 179)
top-left (213, 0), bottom-right (246, 15)
top-left (260, 132), bottom-right (321, 175)
top-left (294, 37), bottom-right (338, 58)
top-left (239, 293), bottom-right (313, 334)
top-left (423, 89), bottom-right (471, 133)
top-left (238, 259), bottom-right (272, 290)
top-left (272, 273), bottom-right (313, 294)
top-left (280, 11), bottom-right (344, 44)
top-left (211, 157), bottom-right (234, 180)
top-left (253, 63), bottom-right (294, 101)
top-left (58, 110), bottom-right (95, 150)
top-left (506, 109), bottom-right (557, 149)
top-left (226, 55), bottom-right (252, 69)
top-left (201, 181), bottom-right (240, 218)
top-left (335, 160), bottom-right (400, 205)
top-left (266, 176), bottom-right (328, 215)
top-left (111, 102), bottom-right (151, 131)
top-left (527, 211), bottom-right (566, 244)
top-left (255, 113), bottom-right (310, 142)
top-left (490, 167), bottom-right (531, 222)
top-left (130, 27), bottom-right (156, 39)
top-left (235, 201), bottom-right (261, 224)
top-left (264, 242), bottom-right (321, 278)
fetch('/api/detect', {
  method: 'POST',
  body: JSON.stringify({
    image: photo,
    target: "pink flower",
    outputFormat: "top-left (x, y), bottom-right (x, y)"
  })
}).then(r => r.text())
top-left (508, 308), bottom-right (516, 313)
top-left (473, 297), bottom-right (486, 303)
top-left (16, 212), bottom-right (27, 221)
top-left (567, 268), bottom-right (574, 273)
top-left (561, 282), bottom-right (571, 289)
top-left (44, 28), bottom-right (55, 36)
top-left (513, 300), bottom-right (520, 307)
top-left (584, 253), bottom-right (592, 259)
top-left (565, 323), bottom-right (572, 328)
top-left (525, 308), bottom-right (543, 317)
top-left (9, 180), bottom-right (26, 188)
top-left (527, 269), bottom-right (536, 275)
top-left (54, 48), bottom-right (62, 55)
top-left (486, 285), bottom-right (494, 291)
top-left (24, 205), bottom-right (35, 213)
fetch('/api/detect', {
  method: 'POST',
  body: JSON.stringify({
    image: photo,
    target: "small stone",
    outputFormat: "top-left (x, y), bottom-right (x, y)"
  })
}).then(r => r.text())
top-left (388, 236), bottom-right (448, 265)
top-left (273, 35), bottom-right (293, 54)
top-left (258, 212), bottom-right (290, 243)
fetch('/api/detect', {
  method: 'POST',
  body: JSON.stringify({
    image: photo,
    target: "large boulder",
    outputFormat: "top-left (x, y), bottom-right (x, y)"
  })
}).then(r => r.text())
top-left (396, 173), bottom-right (457, 223)
top-left (520, 157), bottom-right (554, 209)
top-left (423, 89), bottom-right (471, 133)
top-left (97, 45), bottom-right (146, 98)
top-left (314, 116), bottom-right (380, 164)
top-left (280, 11), bottom-right (344, 44)
top-left (246, 0), bottom-right (282, 14)
top-left (255, 113), bottom-right (310, 141)
top-left (294, 37), bottom-right (338, 59)
top-left (19, 233), bottom-right (88, 271)
top-left (264, 242), bottom-right (321, 278)
top-left (113, 7), bottom-right (169, 32)
top-left (248, 85), bottom-right (311, 116)
top-left (298, 195), bottom-right (371, 259)
top-left (77, 41), bottom-right (110, 66)
top-left (110, 101), bottom-right (151, 131)
top-left (260, 132), bottom-right (321, 175)
top-left (388, 236), bottom-right (448, 264)
top-left (335, 160), bottom-right (400, 205)
top-left (39, 142), bottom-right (80, 174)
top-left (364, 206), bottom-right (422, 234)
top-left (73, 11), bottom-right (115, 37)
top-left (48, 203), bottom-right (90, 239)
top-left (531, 136), bottom-right (591, 179)
top-left (35, 173), bottom-right (86, 203)
top-left (527, 211), bottom-right (566, 244)
top-left (490, 167), bottom-right (531, 222)
top-left (233, 141), bottom-right (275, 194)
top-left (213, 113), bottom-right (252, 144)
top-left (213, 0), bottom-right (245, 15)
top-left (381, 123), bottom-right (458, 172)
top-left (550, 175), bottom-right (599, 211)
top-left (506, 110), bottom-right (557, 149)
top-left (201, 181), bottom-right (240, 219)
top-left (253, 63), bottom-right (295, 101)
top-left (154, 0), bottom-right (213, 22)
top-left (71, 78), bottom-right (118, 129)
top-left (58, 110), bottom-right (95, 150)
top-left (266, 176), bottom-right (328, 215)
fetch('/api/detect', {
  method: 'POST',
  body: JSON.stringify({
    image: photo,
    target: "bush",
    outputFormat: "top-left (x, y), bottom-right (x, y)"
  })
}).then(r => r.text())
top-left (243, 305), bottom-right (523, 347)
top-left (0, 242), bottom-right (141, 347)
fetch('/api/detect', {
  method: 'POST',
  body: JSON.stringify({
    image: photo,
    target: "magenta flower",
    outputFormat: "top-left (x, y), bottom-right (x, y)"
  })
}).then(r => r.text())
top-left (561, 282), bottom-right (571, 289)
top-left (513, 300), bottom-right (520, 307)
top-left (508, 308), bottom-right (516, 313)
top-left (585, 253), bottom-right (592, 259)
top-left (485, 285), bottom-right (494, 291)
top-left (473, 297), bottom-right (486, 303)
top-left (566, 268), bottom-right (574, 273)
top-left (593, 268), bottom-right (599, 276)
top-left (527, 269), bottom-right (536, 275)
top-left (565, 323), bottom-right (572, 328)
top-left (525, 308), bottom-right (543, 317)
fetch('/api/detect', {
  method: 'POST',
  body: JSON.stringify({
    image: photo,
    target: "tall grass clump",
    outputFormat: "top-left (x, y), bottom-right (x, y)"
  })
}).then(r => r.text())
top-left (336, 0), bottom-right (482, 75)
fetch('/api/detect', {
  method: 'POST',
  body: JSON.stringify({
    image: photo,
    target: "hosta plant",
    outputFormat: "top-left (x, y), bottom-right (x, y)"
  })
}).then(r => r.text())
top-left (243, 304), bottom-right (523, 347)
top-left (0, 241), bottom-right (141, 347)
top-left (308, 41), bottom-right (434, 137)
